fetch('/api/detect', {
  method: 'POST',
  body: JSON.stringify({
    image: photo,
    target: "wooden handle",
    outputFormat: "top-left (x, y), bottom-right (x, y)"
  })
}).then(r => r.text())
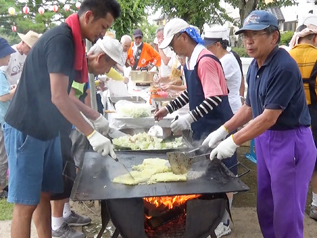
top-left (104, 110), bottom-right (116, 113)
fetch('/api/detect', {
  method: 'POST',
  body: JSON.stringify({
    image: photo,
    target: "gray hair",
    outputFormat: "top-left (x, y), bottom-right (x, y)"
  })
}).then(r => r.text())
top-left (264, 26), bottom-right (280, 44)
top-left (121, 35), bottom-right (132, 44)
top-left (156, 27), bottom-right (164, 34)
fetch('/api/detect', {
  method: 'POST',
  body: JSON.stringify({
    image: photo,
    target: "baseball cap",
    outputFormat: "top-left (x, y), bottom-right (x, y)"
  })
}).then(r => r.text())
top-left (133, 29), bottom-right (143, 38)
top-left (204, 25), bottom-right (229, 46)
top-left (0, 37), bottom-right (16, 58)
top-left (159, 18), bottom-right (190, 49)
top-left (301, 14), bottom-right (317, 27)
top-left (17, 30), bottom-right (40, 48)
top-left (235, 10), bottom-right (278, 35)
top-left (96, 36), bottom-right (123, 65)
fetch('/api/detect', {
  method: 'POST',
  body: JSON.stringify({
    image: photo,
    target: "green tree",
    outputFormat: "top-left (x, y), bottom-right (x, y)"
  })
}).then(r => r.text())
top-left (148, 0), bottom-right (233, 31)
top-left (112, 0), bottom-right (151, 40)
top-left (0, 0), bottom-right (77, 35)
top-left (0, 1), bottom-right (151, 42)
top-left (226, 0), bottom-right (297, 26)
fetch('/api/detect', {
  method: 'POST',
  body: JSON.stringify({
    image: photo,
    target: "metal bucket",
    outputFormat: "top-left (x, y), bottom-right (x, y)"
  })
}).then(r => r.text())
top-left (130, 70), bottom-right (157, 83)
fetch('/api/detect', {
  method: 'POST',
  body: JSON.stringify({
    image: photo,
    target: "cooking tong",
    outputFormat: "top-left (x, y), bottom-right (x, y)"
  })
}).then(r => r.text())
top-left (148, 102), bottom-right (164, 137)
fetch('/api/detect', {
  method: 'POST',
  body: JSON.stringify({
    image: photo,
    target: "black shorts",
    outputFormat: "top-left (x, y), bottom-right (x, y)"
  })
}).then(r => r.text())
top-left (51, 133), bottom-right (76, 200)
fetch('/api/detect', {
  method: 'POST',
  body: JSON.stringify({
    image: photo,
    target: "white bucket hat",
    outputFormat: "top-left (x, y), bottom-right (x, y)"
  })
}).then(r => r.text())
top-left (159, 18), bottom-right (190, 49)
top-left (17, 30), bottom-right (40, 48)
top-left (96, 36), bottom-right (123, 65)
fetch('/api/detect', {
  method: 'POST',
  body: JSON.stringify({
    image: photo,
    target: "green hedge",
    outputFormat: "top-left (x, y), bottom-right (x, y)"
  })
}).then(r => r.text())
top-left (280, 31), bottom-right (294, 46)
top-left (231, 47), bottom-right (249, 58)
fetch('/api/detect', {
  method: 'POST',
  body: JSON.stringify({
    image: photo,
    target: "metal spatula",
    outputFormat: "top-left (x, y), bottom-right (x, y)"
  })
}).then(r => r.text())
top-left (167, 151), bottom-right (210, 175)
top-left (167, 144), bottom-right (210, 174)
top-left (114, 158), bottom-right (135, 180)
top-left (148, 102), bottom-right (163, 137)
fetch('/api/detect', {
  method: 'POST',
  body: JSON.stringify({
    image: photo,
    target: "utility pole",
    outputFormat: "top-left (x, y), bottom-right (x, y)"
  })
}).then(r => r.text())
top-left (86, 40), bottom-right (98, 111)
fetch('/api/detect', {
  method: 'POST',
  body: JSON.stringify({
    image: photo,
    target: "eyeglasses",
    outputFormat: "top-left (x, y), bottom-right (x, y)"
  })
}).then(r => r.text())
top-left (242, 31), bottom-right (268, 41)
top-left (169, 33), bottom-right (182, 51)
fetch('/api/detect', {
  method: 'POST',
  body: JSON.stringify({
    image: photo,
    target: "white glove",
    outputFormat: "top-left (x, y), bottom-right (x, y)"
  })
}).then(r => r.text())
top-left (202, 125), bottom-right (229, 148)
top-left (210, 135), bottom-right (239, 161)
top-left (171, 113), bottom-right (194, 132)
top-left (91, 114), bottom-right (110, 136)
top-left (87, 130), bottom-right (116, 159)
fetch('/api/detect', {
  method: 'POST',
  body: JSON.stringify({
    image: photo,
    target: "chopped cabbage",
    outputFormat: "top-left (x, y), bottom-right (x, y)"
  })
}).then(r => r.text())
top-left (113, 132), bottom-right (184, 150)
top-left (112, 158), bottom-right (187, 185)
top-left (116, 100), bottom-right (151, 118)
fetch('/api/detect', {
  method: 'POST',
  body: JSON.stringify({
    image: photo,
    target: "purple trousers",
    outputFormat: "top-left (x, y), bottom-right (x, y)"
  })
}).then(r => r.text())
top-left (255, 127), bottom-right (316, 238)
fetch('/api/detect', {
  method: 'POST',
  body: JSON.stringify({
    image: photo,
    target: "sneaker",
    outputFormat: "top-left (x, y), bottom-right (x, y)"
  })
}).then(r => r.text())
top-left (52, 222), bottom-right (85, 238)
top-left (0, 190), bottom-right (8, 199)
top-left (64, 211), bottom-right (91, 227)
top-left (309, 204), bottom-right (317, 220)
top-left (214, 222), bottom-right (231, 238)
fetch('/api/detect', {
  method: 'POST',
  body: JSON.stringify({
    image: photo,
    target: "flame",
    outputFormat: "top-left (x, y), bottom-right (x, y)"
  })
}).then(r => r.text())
top-left (143, 195), bottom-right (201, 210)
top-left (145, 214), bottom-right (152, 219)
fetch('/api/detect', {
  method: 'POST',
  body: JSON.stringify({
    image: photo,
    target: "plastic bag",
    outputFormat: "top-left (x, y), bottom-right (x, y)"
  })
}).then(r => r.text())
top-left (115, 100), bottom-right (151, 118)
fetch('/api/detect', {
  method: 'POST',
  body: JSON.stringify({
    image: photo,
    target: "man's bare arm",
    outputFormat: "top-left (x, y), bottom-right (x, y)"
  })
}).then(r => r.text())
top-left (69, 87), bottom-right (99, 120)
top-left (232, 108), bottom-right (282, 145)
top-left (224, 104), bottom-right (253, 133)
top-left (50, 73), bottom-right (94, 136)
top-left (159, 49), bottom-right (171, 65)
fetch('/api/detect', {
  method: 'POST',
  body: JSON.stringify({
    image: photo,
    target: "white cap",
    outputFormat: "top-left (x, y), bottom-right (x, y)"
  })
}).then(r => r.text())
top-left (17, 30), bottom-right (40, 48)
top-left (159, 18), bottom-right (190, 49)
top-left (204, 25), bottom-right (229, 41)
top-left (204, 25), bottom-right (231, 51)
top-left (96, 36), bottom-right (123, 65)
top-left (301, 14), bottom-right (317, 27)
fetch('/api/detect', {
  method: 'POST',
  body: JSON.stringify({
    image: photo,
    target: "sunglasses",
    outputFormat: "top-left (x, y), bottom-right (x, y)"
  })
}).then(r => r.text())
top-left (169, 33), bottom-right (182, 51)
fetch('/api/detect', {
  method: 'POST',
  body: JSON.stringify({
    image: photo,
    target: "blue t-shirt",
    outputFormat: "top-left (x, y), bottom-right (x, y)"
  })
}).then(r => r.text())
top-left (245, 47), bottom-right (311, 130)
top-left (0, 71), bottom-right (11, 125)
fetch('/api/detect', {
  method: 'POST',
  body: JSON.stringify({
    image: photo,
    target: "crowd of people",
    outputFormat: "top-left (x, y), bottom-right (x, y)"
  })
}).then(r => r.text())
top-left (0, 1), bottom-right (317, 238)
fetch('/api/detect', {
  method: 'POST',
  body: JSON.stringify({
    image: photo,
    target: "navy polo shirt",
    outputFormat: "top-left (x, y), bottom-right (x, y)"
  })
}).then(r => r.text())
top-left (245, 46), bottom-right (311, 130)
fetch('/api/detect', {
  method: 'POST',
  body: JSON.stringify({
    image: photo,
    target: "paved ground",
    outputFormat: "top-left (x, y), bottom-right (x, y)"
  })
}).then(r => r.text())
top-left (0, 207), bottom-right (316, 238)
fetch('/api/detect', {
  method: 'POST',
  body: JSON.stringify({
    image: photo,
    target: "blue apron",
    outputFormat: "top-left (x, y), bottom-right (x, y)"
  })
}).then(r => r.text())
top-left (184, 54), bottom-right (233, 141)
top-left (185, 54), bottom-right (237, 174)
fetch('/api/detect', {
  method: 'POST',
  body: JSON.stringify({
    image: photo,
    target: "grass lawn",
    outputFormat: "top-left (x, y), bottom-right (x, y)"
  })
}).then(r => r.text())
top-left (0, 199), bottom-right (13, 220)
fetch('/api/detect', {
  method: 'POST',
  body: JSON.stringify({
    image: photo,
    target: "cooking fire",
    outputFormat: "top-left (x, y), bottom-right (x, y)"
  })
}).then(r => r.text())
top-left (143, 194), bottom-right (202, 232)
top-left (143, 194), bottom-right (201, 210)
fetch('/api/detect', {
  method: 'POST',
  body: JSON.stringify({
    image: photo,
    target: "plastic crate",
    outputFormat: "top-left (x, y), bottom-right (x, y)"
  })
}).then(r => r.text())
top-left (245, 139), bottom-right (257, 164)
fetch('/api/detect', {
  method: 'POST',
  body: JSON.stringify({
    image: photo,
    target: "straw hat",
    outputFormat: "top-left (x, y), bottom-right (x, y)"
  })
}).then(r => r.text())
top-left (17, 30), bottom-right (40, 48)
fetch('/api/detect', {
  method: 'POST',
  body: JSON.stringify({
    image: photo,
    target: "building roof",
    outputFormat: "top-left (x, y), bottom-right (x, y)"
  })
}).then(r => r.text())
top-left (267, 7), bottom-right (285, 22)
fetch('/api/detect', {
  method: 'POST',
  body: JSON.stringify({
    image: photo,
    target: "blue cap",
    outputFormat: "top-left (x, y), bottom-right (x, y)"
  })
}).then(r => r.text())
top-left (235, 10), bottom-right (278, 35)
top-left (0, 37), bottom-right (15, 58)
